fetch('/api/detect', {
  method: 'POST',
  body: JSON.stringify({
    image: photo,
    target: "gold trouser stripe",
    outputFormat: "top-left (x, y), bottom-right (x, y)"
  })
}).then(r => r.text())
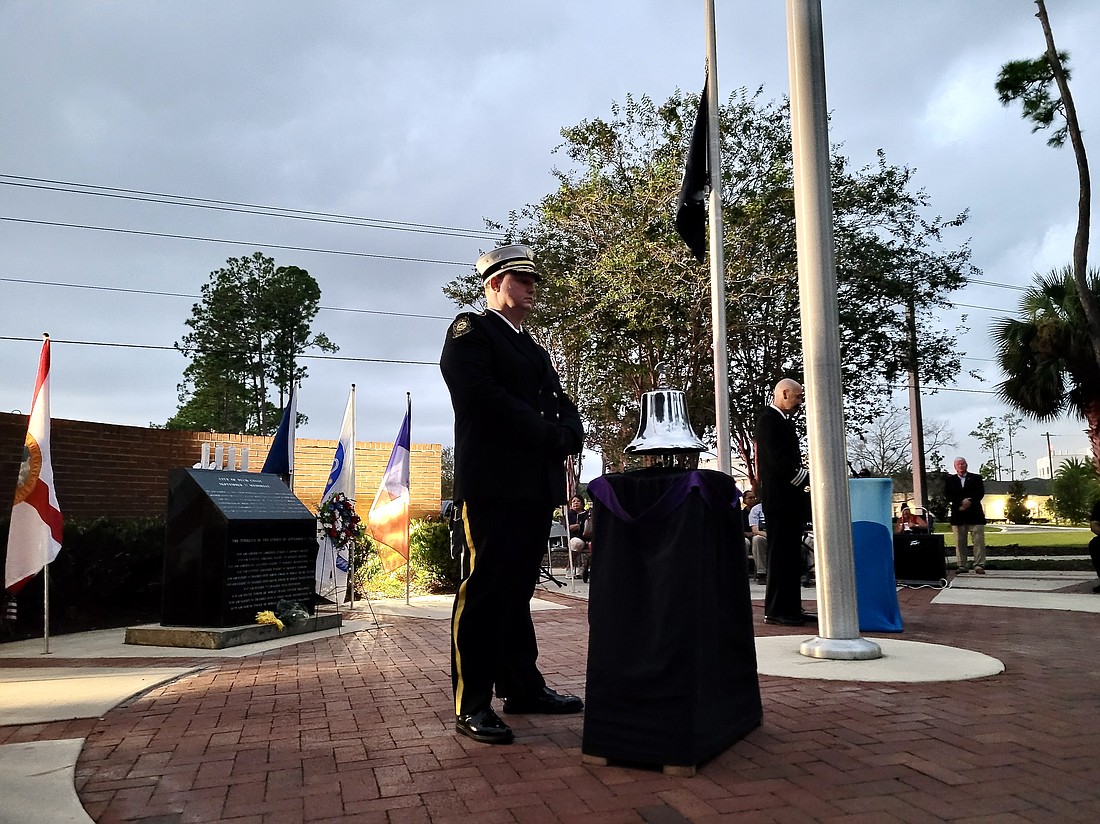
top-left (452, 503), bottom-right (478, 716)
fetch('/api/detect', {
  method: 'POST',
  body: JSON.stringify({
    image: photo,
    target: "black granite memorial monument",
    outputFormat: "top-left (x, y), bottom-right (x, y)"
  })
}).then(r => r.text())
top-left (163, 468), bottom-right (317, 627)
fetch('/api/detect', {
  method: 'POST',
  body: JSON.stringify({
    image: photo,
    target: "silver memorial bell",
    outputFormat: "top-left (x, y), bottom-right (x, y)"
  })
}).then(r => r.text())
top-left (624, 367), bottom-right (707, 455)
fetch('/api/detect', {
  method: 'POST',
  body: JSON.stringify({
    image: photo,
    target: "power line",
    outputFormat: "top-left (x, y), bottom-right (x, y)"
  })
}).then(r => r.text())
top-left (0, 334), bottom-right (1004, 393)
top-left (2, 273), bottom-right (1025, 320)
top-left (0, 277), bottom-right (455, 321)
top-left (967, 278), bottom-right (1028, 291)
top-left (891, 382), bottom-right (998, 396)
top-left (952, 301), bottom-right (1017, 313)
top-left (0, 335), bottom-right (439, 366)
top-left (0, 216), bottom-right (472, 266)
top-left (1, 174), bottom-right (505, 241)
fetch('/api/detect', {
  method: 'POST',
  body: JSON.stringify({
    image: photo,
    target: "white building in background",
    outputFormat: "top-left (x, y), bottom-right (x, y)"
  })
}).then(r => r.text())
top-left (1037, 450), bottom-right (1093, 479)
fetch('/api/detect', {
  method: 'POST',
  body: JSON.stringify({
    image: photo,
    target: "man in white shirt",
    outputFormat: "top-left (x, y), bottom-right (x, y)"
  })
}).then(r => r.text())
top-left (748, 500), bottom-right (768, 584)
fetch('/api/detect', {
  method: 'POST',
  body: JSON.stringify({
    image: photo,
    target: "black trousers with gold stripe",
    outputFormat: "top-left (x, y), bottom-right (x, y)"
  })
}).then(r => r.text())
top-left (450, 497), bottom-right (551, 717)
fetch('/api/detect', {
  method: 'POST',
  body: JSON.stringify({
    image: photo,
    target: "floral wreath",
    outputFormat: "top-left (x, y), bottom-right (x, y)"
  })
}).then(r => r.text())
top-left (318, 492), bottom-right (362, 549)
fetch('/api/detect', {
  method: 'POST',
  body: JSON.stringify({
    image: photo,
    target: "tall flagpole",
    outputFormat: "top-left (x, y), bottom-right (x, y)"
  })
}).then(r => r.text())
top-left (405, 392), bottom-right (412, 607)
top-left (786, 0), bottom-right (880, 660)
top-left (704, 0), bottom-right (731, 476)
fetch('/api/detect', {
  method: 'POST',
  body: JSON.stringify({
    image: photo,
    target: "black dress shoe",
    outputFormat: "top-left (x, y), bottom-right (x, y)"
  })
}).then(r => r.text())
top-left (455, 708), bottom-right (514, 744)
top-left (763, 615), bottom-right (805, 626)
top-left (502, 687), bottom-right (584, 715)
top-left (801, 611), bottom-right (818, 621)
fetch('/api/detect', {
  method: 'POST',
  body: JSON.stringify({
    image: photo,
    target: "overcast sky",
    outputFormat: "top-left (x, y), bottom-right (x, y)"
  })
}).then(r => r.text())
top-left (2, 0), bottom-right (1097, 482)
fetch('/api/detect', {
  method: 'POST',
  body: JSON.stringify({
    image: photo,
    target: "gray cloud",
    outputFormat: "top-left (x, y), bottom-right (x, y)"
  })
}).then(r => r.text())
top-left (2, 0), bottom-right (1096, 478)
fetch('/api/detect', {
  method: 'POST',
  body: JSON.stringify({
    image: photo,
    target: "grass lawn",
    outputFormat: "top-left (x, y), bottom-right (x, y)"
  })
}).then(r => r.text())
top-left (933, 524), bottom-right (1090, 549)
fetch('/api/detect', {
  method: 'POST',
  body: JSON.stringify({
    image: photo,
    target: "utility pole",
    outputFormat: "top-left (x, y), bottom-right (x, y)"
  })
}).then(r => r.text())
top-left (906, 297), bottom-right (927, 508)
top-left (1006, 422), bottom-right (1016, 481)
top-left (1042, 431), bottom-right (1055, 478)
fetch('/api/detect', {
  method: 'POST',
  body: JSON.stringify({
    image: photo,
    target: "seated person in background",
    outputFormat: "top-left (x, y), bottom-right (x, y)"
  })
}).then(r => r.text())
top-left (741, 489), bottom-right (758, 562)
top-left (748, 497), bottom-right (768, 584)
top-left (567, 494), bottom-right (590, 574)
top-left (894, 503), bottom-right (929, 534)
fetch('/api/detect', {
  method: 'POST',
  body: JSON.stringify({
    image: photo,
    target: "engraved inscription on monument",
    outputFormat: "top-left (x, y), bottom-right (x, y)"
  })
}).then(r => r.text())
top-left (225, 534), bottom-right (314, 616)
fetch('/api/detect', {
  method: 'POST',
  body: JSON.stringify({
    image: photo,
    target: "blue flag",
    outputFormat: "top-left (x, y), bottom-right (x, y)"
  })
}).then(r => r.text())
top-left (261, 383), bottom-right (297, 476)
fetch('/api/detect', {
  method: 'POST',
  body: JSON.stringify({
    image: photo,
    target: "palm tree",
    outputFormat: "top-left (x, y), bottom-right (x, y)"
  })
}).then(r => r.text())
top-left (992, 266), bottom-right (1100, 474)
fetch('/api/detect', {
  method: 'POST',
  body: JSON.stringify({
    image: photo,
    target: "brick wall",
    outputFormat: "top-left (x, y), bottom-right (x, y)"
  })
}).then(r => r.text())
top-left (0, 412), bottom-right (442, 521)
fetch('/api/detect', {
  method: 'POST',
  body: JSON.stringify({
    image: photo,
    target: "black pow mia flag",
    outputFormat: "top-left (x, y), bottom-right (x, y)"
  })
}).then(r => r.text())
top-left (674, 80), bottom-right (709, 262)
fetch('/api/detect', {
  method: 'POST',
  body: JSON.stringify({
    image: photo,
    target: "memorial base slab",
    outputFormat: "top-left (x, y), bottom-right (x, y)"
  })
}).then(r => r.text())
top-left (125, 613), bottom-right (341, 650)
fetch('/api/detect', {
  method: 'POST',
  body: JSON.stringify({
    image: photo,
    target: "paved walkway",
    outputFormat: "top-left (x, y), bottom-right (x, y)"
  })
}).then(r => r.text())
top-left (1, 571), bottom-right (1099, 822)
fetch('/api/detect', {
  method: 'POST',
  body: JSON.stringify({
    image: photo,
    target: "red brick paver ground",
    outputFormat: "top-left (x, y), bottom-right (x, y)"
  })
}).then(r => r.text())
top-left (8, 586), bottom-right (1100, 822)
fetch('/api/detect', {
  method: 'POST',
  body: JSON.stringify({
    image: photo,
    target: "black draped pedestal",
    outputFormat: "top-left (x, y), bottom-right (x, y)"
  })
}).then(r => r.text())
top-left (583, 468), bottom-right (762, 772)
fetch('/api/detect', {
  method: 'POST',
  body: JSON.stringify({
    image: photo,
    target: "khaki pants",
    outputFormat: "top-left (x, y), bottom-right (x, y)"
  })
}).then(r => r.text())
top-left (952, 523), bottom-right (986, 570)
top-left (751, 535), bottom-right (768, 577)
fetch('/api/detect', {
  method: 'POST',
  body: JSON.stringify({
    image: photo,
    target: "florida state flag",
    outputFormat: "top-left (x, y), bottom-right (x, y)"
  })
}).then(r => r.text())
top-left (5, 335), bottom-right (64, 594)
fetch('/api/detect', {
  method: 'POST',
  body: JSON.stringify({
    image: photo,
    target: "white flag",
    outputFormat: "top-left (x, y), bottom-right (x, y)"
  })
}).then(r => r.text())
top-left (316, 386), bottom-right (356, 599)
top-left (321, 387), bottom-right (356, 502)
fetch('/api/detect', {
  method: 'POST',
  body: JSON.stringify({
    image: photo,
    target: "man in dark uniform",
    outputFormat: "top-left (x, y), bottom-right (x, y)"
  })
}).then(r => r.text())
top-left (440, 244), bottom-right (585, 745)
top-left (754, 378), bottom-right (814, 626)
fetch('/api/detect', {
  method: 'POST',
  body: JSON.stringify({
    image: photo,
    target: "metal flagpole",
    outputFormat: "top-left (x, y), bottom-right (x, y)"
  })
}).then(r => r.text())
top-left (704, 0), bottom-right (731, 476)
top-left (349, 383), bottom-right (356, 611)
top-left (786, 0), bottom-right (879, 660)
top-left (43, 560), bottom-right (50, 655)
top-left (289, 381), bottom-right (298, 493)
top-left (405, 392), bottom-right (412, 607)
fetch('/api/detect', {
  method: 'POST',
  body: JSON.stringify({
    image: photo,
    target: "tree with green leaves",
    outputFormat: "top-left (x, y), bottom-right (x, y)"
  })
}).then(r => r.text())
top-left (440, 445), bottom-right (454, 500)
top-left (1001, 411), bottom-right (1027, 481)
top-left (997, 0), bottom-right (1100, 371)
top-left (168, 252), bottom-right (337, 434)
top-left (1004, 480), bottom-right (1031, 525)
top-left (969, 416), bottom-right (1010, 481)
top-left (1050, 457), bottom-right (1100, 524)
top-left (993, 267), bottom-right (1100, 473)
top-left (445, 89), bottom-right (974, 481)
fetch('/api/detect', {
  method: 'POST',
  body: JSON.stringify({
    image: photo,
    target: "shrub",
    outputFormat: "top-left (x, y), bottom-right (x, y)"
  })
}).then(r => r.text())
top-left (926, 494), bottom-right (948, 521)
top-left (410, 516), bottom-right (460, 591)
top-left (1004, 480), bottom-right (1031, 524)
top-left (1051, 458), bottom-right (1100, 523)
top-left (1, 516), bottom-right (165, 640)
top-left (359, 516), bottom-right (460, 598)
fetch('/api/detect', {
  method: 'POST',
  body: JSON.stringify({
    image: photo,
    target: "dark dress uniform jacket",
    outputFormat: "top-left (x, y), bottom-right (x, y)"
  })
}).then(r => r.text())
top-left (944, 472), bottom-right (986, 526)
top-left (440, 310), bottom-right (583, 504)
top-left (754, 406), bottom-right (808, 514)
top-left (754, 404), bottom-right (810, 620)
